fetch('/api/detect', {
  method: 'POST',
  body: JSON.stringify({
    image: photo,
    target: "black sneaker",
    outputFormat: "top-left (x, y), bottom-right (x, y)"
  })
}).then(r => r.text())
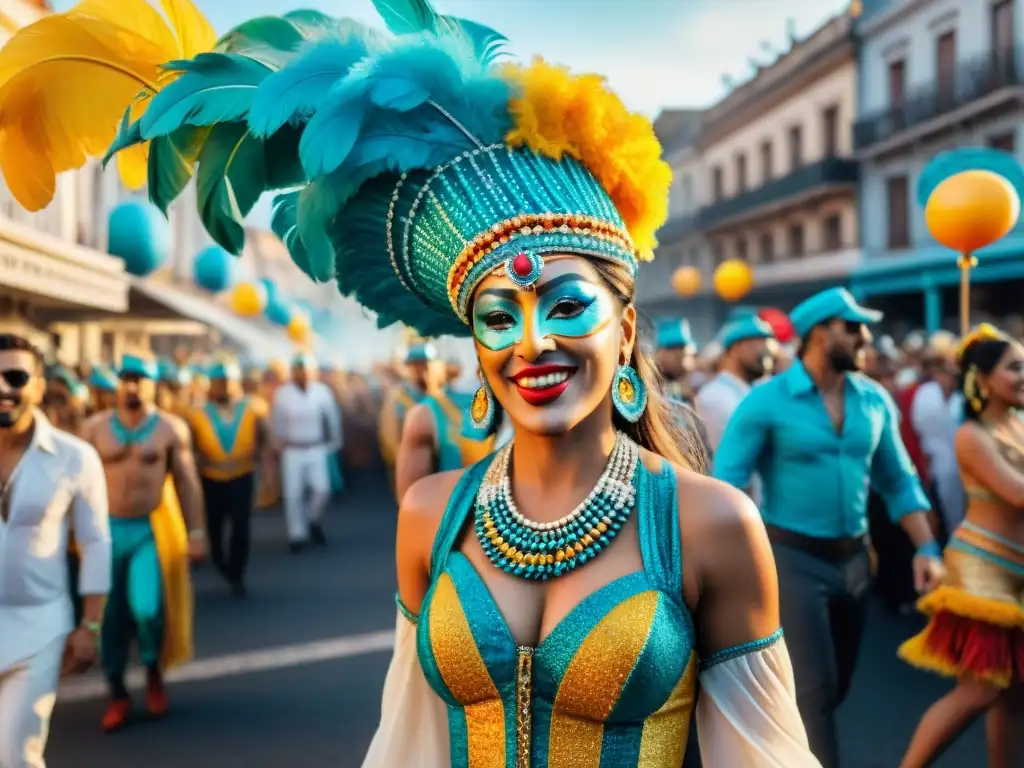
top-left (310, 523), bottom-right (327, 546)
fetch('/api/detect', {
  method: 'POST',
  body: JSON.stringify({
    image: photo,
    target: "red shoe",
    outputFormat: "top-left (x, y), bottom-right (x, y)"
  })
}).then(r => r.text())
top-left (101, 698), bottom-right (131, 733)
top-left (146, 677), bottom-right (169, 718)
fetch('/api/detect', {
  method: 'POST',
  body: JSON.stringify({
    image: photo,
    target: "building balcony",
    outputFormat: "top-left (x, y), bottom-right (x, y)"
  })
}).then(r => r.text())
top-left (697, 157), bottom-right (859, 232)
top-left (854, 48), bottom-right (1023, 156)
top-left (752, 246), bottom-right (862, 288)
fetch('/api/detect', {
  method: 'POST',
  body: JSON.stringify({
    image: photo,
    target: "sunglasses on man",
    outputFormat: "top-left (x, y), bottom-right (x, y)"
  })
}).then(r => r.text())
top-left (0, 369), bottom-right (32, 390)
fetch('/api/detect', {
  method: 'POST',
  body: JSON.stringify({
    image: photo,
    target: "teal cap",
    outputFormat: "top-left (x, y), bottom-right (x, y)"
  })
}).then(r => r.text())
top-left (207, 361), bottom-right (241, 381)
top-left (790, 288), bottom-right (882, 339)
top-left (88, 365), bottom-right (119, 392)
top-left (721, 316), bottom-right (775, 349)
top-left (406, 342), bottom-right (438, 363)
top-left (292, 352), bottom-right (316, 369)
top-left (119, 354), bottom-right (159, 380)
top-left (158, 358), bottom-right (192, 385)
top-left (655, 319), bottom-right (694, 350)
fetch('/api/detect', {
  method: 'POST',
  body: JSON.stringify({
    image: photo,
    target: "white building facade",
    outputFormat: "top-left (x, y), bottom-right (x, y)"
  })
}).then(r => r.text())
top-left (852, 0), bottom-right (1023, 335)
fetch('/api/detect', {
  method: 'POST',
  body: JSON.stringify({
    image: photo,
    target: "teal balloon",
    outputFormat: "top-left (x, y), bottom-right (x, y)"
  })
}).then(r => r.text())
top-left (265, 297), bottom-right (292, 326)
top-left (107, 200), bottom-right (170, 277)
top-left (917, 148), bottom-right (1024, 207)
top-left (193, 245), bottom-right (237, 292)
top-left (260, 278), bottom-right (278, 303)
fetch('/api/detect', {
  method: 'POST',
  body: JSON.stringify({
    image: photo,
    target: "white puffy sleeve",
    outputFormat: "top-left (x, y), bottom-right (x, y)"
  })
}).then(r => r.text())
top-left (697, 630), bottom-right (821, 767)
top-left (361, 608), bottom-right (450, 768)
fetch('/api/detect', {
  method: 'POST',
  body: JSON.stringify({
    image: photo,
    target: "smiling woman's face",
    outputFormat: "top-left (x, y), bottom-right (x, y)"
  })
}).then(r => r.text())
top-left (470, 255), bottom-right (634, 436)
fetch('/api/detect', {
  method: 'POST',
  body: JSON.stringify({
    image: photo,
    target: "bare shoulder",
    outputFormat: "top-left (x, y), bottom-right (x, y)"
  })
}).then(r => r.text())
top-left (401, 468), bottom-right (465, 534)
top-left (403, 402), bottom-right (436, 439)
top-left (159, 410), bottom-right (191, 443)
top-left (80, 411), bottom-right (110, 442)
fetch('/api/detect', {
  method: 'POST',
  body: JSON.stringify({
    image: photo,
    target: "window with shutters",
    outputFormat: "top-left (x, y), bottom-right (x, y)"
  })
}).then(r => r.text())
top-left (788, 224), bottom-right (805, 258)
top-left (887, 175), bottom-right (910, 249)
top-left (823, 214), bottom-right (843, 251)
top-left (888, 59), bottom-right (906, 107)
top-left (936, 31), bottom-right (956, 105)
top-left (760, 141), bottom-right (773, 183)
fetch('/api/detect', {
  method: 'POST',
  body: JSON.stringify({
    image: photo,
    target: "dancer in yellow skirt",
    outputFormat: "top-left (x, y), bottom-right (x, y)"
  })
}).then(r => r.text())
top-left (899, 325), bottom-right (1024, 767)
top-left (79, 354), bottom-right (205, 732)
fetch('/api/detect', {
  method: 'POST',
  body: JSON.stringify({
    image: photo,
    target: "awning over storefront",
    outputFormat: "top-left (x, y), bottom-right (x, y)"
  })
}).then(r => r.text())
top-left (850, 234), bottom-right (1024, 297)
top-left (0, 217), bottom-right (129, 312)
top-left (131, 280), bottom-right (296, 362)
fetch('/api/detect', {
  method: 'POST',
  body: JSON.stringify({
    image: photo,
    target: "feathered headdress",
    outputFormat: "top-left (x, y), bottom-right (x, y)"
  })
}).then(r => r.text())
top-left (0, 0), bottom-right (671, 338)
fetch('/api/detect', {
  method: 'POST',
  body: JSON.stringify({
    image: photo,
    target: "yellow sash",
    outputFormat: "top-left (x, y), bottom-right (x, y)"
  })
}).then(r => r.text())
top-left (150, 476), bottom-right (193, 670)
top-left (187, 400), bottom-right (259, 481)
top-left (433, 391), bottom-right (495, 466)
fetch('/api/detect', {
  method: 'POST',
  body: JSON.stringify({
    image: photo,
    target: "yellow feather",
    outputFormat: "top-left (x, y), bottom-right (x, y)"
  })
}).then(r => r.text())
top-left (160, 0), bottom-right (217, 58)
top-left (74, 0), bottom-right (179, 56)
top-left (0, 0), bottom-right (216, 209)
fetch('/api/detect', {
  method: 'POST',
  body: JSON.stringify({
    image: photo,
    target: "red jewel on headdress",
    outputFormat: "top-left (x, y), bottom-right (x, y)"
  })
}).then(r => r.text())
top-left (511, 251), bottom-right (533, 278)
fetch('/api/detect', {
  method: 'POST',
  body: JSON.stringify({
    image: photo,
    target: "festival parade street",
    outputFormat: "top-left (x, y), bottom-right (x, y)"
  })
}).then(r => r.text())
top-left (4, 0), bottom-right (1024, 766)
top-left (43, 474), bottom-right (983, 768)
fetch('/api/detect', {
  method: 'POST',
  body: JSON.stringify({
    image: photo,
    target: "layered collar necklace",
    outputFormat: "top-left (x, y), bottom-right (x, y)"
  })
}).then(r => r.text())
top-left (475, 431), bottom-right (639, 581)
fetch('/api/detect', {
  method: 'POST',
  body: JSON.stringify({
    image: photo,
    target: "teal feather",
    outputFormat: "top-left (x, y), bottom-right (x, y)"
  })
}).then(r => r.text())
top-left (148, 127), bottom-right (210, 214)
top-left (371, 0), bottom-right (507, 64)
top-left (141, 54), bottom-right (273, 138)
top-left (104, 106), bottom-right (145, 166)
top-left (297, 36), bottom-right (513, 182)
top-left (248, 25), bottom-right (386, 139)
top-left (195, 123), bottom-right (267, 254)
top-left (215, 10), bottom-right (339, 68)
top-left (270, 191), bottom-right (314, 278)
top-left (296, 176), bottom-right (351, 282)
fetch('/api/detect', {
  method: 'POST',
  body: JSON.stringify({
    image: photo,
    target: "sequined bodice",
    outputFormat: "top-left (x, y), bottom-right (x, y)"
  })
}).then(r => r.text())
top-left (416, 459), bottom-right (698, 767)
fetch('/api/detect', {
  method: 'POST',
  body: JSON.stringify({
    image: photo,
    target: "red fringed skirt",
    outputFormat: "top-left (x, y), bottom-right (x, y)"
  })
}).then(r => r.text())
top-left (899, 523), bottom-right (1024, 688)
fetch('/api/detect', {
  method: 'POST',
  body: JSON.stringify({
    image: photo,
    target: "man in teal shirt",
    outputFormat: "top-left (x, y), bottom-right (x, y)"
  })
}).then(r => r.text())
top-left (713, 287), bottom-right (944, 768)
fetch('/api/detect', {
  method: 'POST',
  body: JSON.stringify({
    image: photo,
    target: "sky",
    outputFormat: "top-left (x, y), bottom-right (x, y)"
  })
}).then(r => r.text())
top-left (54, 0), bottom-right (852, 114)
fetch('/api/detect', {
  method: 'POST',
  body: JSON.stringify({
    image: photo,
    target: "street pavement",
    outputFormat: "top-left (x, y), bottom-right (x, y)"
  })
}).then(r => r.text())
top-left (47, 470), bottom-right (983, 768)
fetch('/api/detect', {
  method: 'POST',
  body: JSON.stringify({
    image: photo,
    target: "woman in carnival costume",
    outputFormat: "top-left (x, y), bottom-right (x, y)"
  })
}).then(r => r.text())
top-left (899, 325), bottom-right (1024, 767)
top-left (898, 148), bottom-right (1024, 767)
top-left (0, 0), bottom-right (816, 763)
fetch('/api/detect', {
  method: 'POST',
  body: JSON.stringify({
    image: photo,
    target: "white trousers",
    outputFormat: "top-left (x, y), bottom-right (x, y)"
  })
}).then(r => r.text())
top-left (0, 635), bottom-right (65, 768)
top-left (281, 446), bottom-right (331, 542)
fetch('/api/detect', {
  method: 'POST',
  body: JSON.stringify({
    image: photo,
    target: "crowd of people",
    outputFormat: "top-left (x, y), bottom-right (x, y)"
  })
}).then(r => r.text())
top-left (1, 0), bottom-right (1023, 767)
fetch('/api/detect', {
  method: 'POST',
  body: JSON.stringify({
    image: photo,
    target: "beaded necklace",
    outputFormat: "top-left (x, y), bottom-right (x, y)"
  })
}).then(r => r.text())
top-left (475, 431), bottom-right (639, 580)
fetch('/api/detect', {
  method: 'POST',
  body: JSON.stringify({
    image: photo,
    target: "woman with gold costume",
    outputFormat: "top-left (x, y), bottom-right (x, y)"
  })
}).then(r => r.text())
top-left (899, 325), bottom-right (1024, 767)
top-left (0, 0), bottom-right (816, 764)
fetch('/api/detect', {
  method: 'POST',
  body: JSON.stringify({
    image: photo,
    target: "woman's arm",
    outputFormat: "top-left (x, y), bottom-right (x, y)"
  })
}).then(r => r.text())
top-left (682, 475), bottom-right (820, 767)
top-left (363, 472), bottom-right (459, 767)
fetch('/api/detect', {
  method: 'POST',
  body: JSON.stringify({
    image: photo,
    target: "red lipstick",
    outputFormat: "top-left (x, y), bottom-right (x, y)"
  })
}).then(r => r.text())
top-left (509, 365), bottom-right (576, 407)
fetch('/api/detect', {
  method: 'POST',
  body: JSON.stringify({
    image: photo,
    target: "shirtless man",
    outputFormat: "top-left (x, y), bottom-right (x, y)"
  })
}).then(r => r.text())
top-left (79, 353), bottom-right (205, 732)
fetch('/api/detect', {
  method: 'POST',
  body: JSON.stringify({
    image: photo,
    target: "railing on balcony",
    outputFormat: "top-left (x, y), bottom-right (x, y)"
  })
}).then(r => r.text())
top-left (696, 157), bottom-right (858, 231)
top-left (854, 47), bottom-right (1022, 151)
top-left (655, 213), bottom-right (698, 245)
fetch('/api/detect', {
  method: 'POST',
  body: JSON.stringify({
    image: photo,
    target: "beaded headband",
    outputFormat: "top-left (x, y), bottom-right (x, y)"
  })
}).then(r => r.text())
top-left (386, 145), bottom-right (638, 326)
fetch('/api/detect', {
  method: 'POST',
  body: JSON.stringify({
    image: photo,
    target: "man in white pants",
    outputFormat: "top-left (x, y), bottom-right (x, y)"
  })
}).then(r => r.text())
top-left (272, 354), bottom-right (342, 552)
top-left (0, 333), bottom-right (111, 768)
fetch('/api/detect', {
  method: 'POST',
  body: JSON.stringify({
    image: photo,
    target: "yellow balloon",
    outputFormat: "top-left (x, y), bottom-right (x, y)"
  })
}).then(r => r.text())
top-left (925, 170), bottom-right (1020, 254)
top-left (287, 314), bottom-right (310, 344)
top-left (230, 282), bottom-right (267, 317)
top-left (672, 265), bottom-right (702, 297)
top-left (713, 259), bottom-right (754, 302)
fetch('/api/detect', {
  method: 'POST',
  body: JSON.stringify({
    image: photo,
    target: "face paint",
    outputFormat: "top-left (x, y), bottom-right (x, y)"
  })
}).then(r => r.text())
top-left (472, 275), bottom-right (615, 352)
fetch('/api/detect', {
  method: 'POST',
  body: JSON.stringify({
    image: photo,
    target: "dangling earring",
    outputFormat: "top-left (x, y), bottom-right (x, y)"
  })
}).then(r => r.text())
top-left (612, 362), bottom-right (647, 423)
top-left (463, 372), bottom-right (497, 439)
